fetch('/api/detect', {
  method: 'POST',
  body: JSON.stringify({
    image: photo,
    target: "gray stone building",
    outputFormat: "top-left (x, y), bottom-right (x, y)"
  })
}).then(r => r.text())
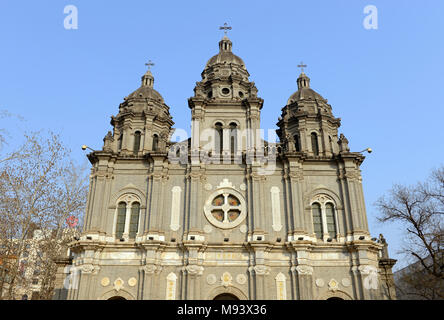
top-left (54, 34), bottom-right (396, 300)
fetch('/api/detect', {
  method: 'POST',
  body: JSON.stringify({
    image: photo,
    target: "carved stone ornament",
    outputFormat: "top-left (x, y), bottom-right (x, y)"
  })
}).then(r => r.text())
top-left (311, 194), bottom-right (334, 206)
top-left (203, 225), bottom-right (213, 234)
top-left (101, 277), bottom-right (110, 287)
top-left (253, 265), bottom-right (270, 275)
top-left (143, 264), bottom-right (161, 274)
top-left (186, 265), bottom-right (204, 276)
top-left (342, 278), bottom-right (351, 287)
top-left (236, 274), bottom-right (247, 285)
top-left (315, 278), bottom-right (325, 287)
top-left (216, 178), bottom-right (235, 190)
top-left (328, 279), bottom-right (339, 291)
top-left (221, 272), bottom-right (233, 287)
top-left (206, 274), bottom-right (217, 285)
top-left (81, 264), bottom-right (100, 274)
top-left (296, 265), bottom-right (313, 275)
top-left (359, 265), bottom-right (379, 290)
top-left (128, 277), bottom-right (137, 287)
top-left (114, 278), bottom-right (124, 292)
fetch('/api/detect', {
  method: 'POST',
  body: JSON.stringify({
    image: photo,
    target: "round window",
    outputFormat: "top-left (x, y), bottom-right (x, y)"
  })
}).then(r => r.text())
top-left (204, 189), bottom-right (246, 229)
top-left (221, 87), bottom-right (230, 95)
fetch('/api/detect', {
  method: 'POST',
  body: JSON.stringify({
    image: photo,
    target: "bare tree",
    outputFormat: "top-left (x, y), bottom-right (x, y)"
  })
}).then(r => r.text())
top-left (0, 132), bottom-right (88, 299)
top-left (375, 165), bottom-right (444, 300)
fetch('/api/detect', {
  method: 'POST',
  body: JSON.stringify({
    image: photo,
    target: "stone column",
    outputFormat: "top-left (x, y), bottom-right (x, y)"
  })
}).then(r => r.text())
top-left (296, 265), bottom-right (313, 299)
top-left (253, 265), bottom-right (270, 299)
top-left (89, 174), bottom-right (106, 232)
top-left (141, 264), bottom-right (157, 299)
top-left (250, 171), bottom-right (264, 232)
top-left (52, 258), bottom-right (72, 300)
top-left (188, 170), bottom-right (202, 231)
top-left (290, 171), bottom-right (305, 236)
top-left (184, 265), bottom-right (204, 300)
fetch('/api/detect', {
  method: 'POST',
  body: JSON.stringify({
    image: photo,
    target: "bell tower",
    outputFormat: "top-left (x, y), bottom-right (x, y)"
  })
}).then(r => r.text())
top-left (188, 28), bottom-right (264, 158)
top-left (103, 61), bottom-right (174, 156)
top-left (277, 67), bottom-right (341, 158)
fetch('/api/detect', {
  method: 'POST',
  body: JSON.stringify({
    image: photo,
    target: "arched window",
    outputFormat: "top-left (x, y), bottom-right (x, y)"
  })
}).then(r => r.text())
top-left (230, 123), bottom-right (237, 154)
top-left (133, 131), bottom-right (141, 154)
top-left (215, 123), bottom-right (223, 154)
top-left (116, 202), bottom-right (126, 239)
top-left (152, 134), bottom-right (159, 151)
top-left (129, 202), bottom-right (140, 239)
top-left (294, 135), bottom-right (300, 152)
top-left (118, 133), bottom-right (123, 151)
top-left (311, 132), bottom-right (319, 156)
top-left (325, 203), bottom-right (337, 238)
top-left (312, 203), bottom-right (323, 239)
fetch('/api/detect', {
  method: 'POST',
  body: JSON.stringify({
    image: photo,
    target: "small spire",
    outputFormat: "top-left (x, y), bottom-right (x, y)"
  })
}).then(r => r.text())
top-left (142, 60), bottom-right (155, 88)
top-left (297, 62), bottom-right (310, 89)
top-left (218, 23), bottom-right (233, 52)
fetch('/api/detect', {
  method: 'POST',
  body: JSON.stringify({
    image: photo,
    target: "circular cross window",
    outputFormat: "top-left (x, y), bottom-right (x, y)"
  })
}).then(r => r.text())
top-left (204, 189), bottom-right (246, 229)
top-left (221, 87), bottom-right (230, 95)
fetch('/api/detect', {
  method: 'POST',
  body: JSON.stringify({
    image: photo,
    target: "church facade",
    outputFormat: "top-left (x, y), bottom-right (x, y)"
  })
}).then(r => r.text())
top-left (54, 34), bottom-right (396, 300)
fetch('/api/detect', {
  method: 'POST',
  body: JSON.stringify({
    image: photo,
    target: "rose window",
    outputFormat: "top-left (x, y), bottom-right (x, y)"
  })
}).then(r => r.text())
top-left (204, 189), bottom-right (246, 229)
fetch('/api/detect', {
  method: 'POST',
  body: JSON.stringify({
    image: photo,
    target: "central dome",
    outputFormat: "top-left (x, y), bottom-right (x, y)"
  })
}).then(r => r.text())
top-left (203, 36), bottom-right (248, 75)
top-left (205, 36), bottom-right (246, 69)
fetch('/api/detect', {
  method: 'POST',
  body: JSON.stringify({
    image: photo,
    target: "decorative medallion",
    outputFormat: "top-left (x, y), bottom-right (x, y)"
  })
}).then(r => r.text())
top-left (328, 279), bottom-right (339, 291)
top-left (315, 278), bottom-right (325, 288)
top-left (101, 277), bottom-right (110, 287)
top-left (204, 183), bottom-right (213, 191)
top-left (236, 274), bottom-right (247, 285)
top-left (239, 225), bottom-right (248, 233)
top-left (206, 274), bottom-right (217, 285)
top-left (342, 278), bottom-right (351, 287)
top-left (239, 183), bottom-right (247, 191)
top-left (221, 272), bottom-right (233, 287)
top-left (114, 278), bottom-right (124, 292)
top-left (128, 277), bottom-right (137, 287)
top-left (203, 225), bottom-right (213, 234)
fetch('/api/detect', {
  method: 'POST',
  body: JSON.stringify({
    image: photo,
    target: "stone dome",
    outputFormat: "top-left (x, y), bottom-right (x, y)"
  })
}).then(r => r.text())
top-left (287, 72), bottom-right (325, 105)
top-left (127, 86), bottom-right (164, 102)
top-left (204, 36), bottom-right (247, 70)
top-left (126, 70), bottom-right (164, 103)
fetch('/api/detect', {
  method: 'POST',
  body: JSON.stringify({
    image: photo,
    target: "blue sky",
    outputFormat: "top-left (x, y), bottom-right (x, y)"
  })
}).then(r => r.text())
top-left (1, 0), bottom-right (443, 270)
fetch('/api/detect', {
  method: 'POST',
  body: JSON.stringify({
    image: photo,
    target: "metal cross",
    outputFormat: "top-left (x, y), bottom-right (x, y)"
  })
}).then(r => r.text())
top-left (297, 61), bottom-right (307, 73)
top-left (145, 60), bottom-right (155, 70)
top-left (219, 22), bottom-right (232, 36)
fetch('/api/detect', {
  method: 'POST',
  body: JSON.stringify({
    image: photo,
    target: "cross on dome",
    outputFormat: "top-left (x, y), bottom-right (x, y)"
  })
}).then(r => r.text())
top-left (297, 61), bottom-right (307, 73)
top-left (145, 60), bottom-right (155, 70)
top-left (219, 22), bottom-right (232, 36)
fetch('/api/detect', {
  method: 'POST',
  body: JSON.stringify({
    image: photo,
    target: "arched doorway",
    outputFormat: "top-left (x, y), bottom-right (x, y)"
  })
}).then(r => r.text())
top-left (326, 297), bottom-right (344, 301)
top-left (213, 293), bottom-right (239, 300)
top-left (108, 296), bottom-right (127, 300)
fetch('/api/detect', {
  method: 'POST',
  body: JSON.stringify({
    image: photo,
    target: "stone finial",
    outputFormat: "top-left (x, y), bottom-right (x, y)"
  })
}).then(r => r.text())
top-left (379, 233), bottom-right (389, 259)
top-left (338, 133), bottom-right (350, 152)
top-left (103, 131), bottom-right (114, 152)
